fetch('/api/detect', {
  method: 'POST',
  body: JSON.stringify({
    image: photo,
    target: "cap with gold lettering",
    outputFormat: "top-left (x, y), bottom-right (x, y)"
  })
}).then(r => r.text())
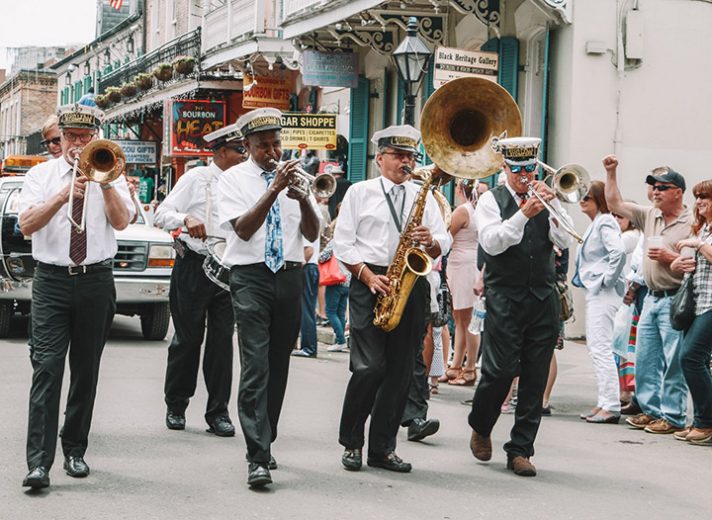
top-left (497, 137), bottom-right (541, 166)
top-left (371, 125), bottom-right (421, 154)
top-left (57, 103), bottom-right (104, 129)
top-left (237, 108), bottom-right (283, 137)
top-left (203, 122), bottom-right (243, 149)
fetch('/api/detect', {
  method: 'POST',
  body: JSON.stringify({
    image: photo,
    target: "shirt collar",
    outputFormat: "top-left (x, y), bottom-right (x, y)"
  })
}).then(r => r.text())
top-left (653, 205), bottom-right (691, 224)
top-left (379, 175), bottom-right (406, 192)
top-left (60, 157), bottom-right (74, 177)
top-left (504, 180), bottom-right (526, 199)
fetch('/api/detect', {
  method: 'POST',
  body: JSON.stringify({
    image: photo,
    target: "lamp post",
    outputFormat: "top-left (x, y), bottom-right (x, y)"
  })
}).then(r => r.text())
top-left (392, 17), bottom-right (433, 126)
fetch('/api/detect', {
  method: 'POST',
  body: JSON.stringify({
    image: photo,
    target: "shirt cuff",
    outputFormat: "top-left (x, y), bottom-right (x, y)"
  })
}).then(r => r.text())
top-left (510, 210), bottom-right (529, 229)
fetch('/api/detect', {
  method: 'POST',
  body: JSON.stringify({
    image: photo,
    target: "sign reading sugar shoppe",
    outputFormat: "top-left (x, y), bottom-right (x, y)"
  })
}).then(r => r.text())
top-left (280, 113), bottom-right (337, 150)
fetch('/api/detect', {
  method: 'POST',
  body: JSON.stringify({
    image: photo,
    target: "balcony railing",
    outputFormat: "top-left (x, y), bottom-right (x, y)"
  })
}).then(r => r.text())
top-left (282, 0), bottom-right (324, 19)
top-left (98, 28), bottom-right (201, 93)
top-left (203, 0), bottom-right (275, 55)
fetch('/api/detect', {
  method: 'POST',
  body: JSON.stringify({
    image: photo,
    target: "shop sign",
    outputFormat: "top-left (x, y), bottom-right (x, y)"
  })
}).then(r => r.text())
top-left (302, 50), bottom-right (358, 88)
top-left (165, 99), bottom-right (226, 157)
top-left (433, 46), bottom-right (498, 89)
top-left (243, 75), bottom-right (292, 111)
top-left (280, 113), bottom-right (337, 150)
top-left (114, 140), bottom-right (157, 164)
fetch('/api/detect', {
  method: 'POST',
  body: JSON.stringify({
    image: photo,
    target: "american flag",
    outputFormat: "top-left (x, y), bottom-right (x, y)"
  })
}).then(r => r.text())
top-left (109, 0), bottom-right (124, 10)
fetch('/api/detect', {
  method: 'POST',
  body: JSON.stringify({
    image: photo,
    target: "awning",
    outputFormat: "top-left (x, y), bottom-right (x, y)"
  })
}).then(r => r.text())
top-left (281, 0), bottom-right (384, 39)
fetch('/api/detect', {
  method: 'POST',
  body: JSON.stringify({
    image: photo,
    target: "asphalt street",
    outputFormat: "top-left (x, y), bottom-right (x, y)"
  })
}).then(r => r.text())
top-left (0, 315), bottom-right (709, 520)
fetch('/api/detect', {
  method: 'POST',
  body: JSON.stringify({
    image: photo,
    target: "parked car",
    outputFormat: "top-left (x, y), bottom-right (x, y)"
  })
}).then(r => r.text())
top-left (0, 176), bottom-right (174, 339)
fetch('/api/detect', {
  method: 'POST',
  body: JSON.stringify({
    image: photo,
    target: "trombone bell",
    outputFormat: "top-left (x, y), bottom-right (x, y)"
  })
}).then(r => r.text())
top-left (553, 164), bottom-right (591, 204)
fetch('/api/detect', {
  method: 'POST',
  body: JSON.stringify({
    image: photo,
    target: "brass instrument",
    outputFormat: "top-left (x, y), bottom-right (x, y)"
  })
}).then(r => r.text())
top-left (68, 139), bottom-right (125, 232)
top-left (267, 159), bottom-right (336, 198)
top-left (411, 165), bottom-right (453, 230)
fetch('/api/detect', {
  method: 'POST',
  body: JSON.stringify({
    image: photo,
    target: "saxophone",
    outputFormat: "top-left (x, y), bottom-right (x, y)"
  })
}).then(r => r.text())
top-left (373, 167), bottom-right (435, 332)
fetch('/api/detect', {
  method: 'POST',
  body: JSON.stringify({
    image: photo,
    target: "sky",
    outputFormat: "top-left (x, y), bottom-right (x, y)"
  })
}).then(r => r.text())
top-left (0, 0), bottom-right (97, 70)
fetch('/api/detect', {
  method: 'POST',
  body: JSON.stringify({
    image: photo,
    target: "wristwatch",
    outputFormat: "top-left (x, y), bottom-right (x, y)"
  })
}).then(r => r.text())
top-left (100, 183), bottom-right (114, 191)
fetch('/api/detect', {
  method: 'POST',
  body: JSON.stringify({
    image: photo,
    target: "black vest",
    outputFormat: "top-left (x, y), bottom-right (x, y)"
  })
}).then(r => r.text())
top-left (481, 185), bottom-right (556, 301)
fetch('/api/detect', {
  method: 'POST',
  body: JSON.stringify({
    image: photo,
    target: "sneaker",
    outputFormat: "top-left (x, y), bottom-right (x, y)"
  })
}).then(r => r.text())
top-left (327, 343), bottom-right (349, 352)
top-left (644, 419), bottom-right (684, 434)
top-left (625, 413), bottom-right (655, 429)
top-left (673, 426), bottom-right (694, 441)
top-left (291, 350), bottom-right (316, 358)
top-left (686, 427), bottom-right (712, 445)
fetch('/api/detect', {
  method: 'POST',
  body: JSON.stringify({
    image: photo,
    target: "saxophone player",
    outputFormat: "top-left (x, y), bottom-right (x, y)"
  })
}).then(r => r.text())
top-left (333, 125), bottom-right (451, 473)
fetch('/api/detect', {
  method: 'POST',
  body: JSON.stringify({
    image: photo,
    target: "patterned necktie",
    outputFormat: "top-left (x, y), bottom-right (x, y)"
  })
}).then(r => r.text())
top-left (69, 184), bottom-right (87, 265)
top-left (517, 192), bottom-right (529, 208)
top-left (262, 171), bottom-right (284, 272)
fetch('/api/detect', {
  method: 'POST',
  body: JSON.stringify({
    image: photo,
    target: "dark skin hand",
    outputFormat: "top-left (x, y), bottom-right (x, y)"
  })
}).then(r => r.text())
top-left (184, 215), bottom-right (207, 240)
top-left (622, 282), bottom-right (639, 306)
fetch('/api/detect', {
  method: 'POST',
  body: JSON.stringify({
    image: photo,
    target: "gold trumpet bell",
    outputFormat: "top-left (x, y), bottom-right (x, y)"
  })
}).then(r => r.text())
top-left (420, 77), bottom-right (523, 179)
top-left (78, 139), bottom-right (125, 184)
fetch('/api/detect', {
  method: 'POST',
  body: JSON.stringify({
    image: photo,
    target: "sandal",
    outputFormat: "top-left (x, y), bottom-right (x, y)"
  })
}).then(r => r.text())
top-left (444, 366), bottom-right (462, 381)
top-left (429, 383), bottom-right (439, 395)
top-left (448, 368), bottom-right (477, 386)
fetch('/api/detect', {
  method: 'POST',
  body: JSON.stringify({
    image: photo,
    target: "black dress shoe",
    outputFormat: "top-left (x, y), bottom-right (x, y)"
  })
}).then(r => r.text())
top-left (407, 417), bottom-right (440, 442)
top-left (166, 411), bottom-right (186, 430)
top-left (22, 466), bottom-right (49, 489)
top-left (247, 463), bottom-right (272, 488)
top-left (341, 448), bottom-right (362, 471)
top-left (206, 416), bottom-right (235, 437)
top-left (621, 401), bottom-right (642, 415)
top-left (268, 456), bottom-right (278, 470)
top-left (367, 452), bottom-right (412, 473)
top-left (64, 456), bottom-right (90, 478)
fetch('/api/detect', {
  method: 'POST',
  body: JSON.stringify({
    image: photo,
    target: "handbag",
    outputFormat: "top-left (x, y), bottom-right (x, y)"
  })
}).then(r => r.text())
top-left (670, 273), bottom-right (696, 331)
top-left (557, 280), bottom-right (575, 322)
top-left (431, 284), bottom-right (451, 327)
top-left (318, 256), bottom-right (346, 286)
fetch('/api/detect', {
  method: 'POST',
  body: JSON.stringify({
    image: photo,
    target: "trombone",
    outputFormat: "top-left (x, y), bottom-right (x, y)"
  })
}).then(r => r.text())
top-left (266, 159), bottom-right (336, 198)
top-left (68, 139), bottom-right (125, 232)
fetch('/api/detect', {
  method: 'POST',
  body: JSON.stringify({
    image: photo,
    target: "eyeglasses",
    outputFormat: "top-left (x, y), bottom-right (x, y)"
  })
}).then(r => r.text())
top-left (612, 213), bottom-right (623, 219)
top-left (509, 164), bottom-right (538, 174)
top-left (61, 130), bottom-right (96, 144)
top-left (382, 152), bottom-right (416, 161)
top-left (652, 184), bottom-right (676, 192)
top-left (41, 137), bottom-right (61, 147)
top-left (226, 145), bottom-right (247, 155)
top-left (581, 195), bottom-right (592, 202)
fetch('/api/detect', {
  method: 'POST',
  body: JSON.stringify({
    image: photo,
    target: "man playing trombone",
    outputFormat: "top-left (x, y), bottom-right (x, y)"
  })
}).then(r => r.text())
top-left (19, 104), bottom-right (134, 489)
top-left (154, 123), bottom-right (247, 436)
top-left (468, 137), bottom-right (573, 477)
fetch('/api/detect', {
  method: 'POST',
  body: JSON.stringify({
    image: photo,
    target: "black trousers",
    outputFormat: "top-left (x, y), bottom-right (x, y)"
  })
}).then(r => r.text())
top-left (339, 267), bottom-right (429, 457)
top-left (26, 265), bottom-right (115, 470)
top-left (164, 252), bottom-right (234, 422)
top-left (401, 315), bottom-right (431, 426)
top-left (230, 263), bottom-right (303, 464)
top-left (468, 289), bottom-right (559, 458)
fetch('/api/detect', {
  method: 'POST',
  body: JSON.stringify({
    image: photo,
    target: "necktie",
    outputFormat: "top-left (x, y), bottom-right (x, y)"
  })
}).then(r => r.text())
top-left (391, 185), bottom-right (405, 221)
top-left (517, 192), bottom-right (529, 208)
top-left (69, 185), bottom-right (87, 265)
top-left (262, 171), bottom-right (284, 272)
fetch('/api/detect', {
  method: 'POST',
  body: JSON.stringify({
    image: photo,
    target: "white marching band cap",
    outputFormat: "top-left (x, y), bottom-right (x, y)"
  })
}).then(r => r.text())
top-left (57, 103), bottom-right (104, 129)
top-left (236, 108), bottom-right (283, 137)
top-left (371, 124), bottom-right (421, 154)
top-left (497, 137), bottom-right (541, 166)
top-left (203, 122), bottom-right (243, 149)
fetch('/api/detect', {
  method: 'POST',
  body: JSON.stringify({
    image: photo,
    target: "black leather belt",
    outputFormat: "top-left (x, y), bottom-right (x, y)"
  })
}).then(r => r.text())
top-left (233, 261), bottom-right (303, 271)
top-left (37, 260), bottom-right (113, 276)
top-left (649, 288), bottom-right (678, 298)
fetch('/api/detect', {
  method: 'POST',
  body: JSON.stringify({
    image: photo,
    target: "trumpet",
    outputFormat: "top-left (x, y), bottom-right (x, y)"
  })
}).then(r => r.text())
top-left (266, 159), bottom-right (336, 198)
top-left (68, 139), bottom-right (125, 232)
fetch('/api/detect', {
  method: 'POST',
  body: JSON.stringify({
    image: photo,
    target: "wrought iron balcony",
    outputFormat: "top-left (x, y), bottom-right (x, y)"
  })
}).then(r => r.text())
top-left (98, 28), bottom-right (201, 93)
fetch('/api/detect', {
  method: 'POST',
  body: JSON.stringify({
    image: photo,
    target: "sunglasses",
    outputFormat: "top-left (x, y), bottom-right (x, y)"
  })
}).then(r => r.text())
top-left (41, 137), bottom-right (61, 147)
top-left (652, 184), bottom-right (676, 192)
top-left (581, 195), bottom-right (592, 202)
top-left (227, 145), bottom-right (247, 154)
top-left (612, 213), bottom-right (624, 219)
top-left (509, 164), bottom-right (538, 174)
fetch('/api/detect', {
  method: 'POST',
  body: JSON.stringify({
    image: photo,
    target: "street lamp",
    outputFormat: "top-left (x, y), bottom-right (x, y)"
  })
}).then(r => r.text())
top-left (392, 16), bottom-right (433, 126)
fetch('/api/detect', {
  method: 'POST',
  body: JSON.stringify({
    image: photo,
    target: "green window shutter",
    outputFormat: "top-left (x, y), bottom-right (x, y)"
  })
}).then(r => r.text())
top-left (396, 76), bottom-right (405, 125)
top-left (113, 60), bottom-right (121, 70)
top-left (348, 76), bottom-right (370, 183)
top-left (84, 75), bottom-right (92, 92)
top-left (104, 64), bottom-right (113, 75)
top-left (498, 37), bottom-right (519, 101)
top-left (420, 63), bottom-right (436, 166)
top-left (74, 81), bottom-right (83, 102)
top-left (381, 71), bottom-right (390, 129)
top-left (540, 27), bottom-right (550, 162)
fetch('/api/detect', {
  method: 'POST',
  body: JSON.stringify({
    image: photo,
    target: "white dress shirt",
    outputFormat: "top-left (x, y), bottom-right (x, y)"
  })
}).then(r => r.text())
top-left (154, 162), bottom-right (226, 254)
top-left (18, 156), bottom-right (135, 266)
top-left (304, 236), bottom-right (319, 265)
top-left (217, 158), bottom-right (320, 266)
top-left (476, 180), bottom-right (572, 256)
top-left (333, 176), bottom-right (451, 267)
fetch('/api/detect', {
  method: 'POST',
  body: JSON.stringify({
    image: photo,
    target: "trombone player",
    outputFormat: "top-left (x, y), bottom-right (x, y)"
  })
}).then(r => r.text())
top-left (18, 104), bottom-right (134, 489)
top-left (468, 137), bottom-right (573, 477)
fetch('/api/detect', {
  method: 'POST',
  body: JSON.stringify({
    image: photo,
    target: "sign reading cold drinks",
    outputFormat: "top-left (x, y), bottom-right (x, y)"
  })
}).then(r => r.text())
top-left (280, 113), bottom-right (337, 150)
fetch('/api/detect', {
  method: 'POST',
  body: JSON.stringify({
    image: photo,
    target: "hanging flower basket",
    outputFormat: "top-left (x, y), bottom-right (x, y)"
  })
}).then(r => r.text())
top-left (120, 83), bottom-right (138, 97)
top-left (153, 63), bottom-right (173, 82)
top-left (106, 87), bottom-right (122, 103)
top-left (173, 55), bottom-right (196, 75)
top-left (95, 94), bottom-right (110, 109)
top-left (134, 73), bottom-right (153, 91)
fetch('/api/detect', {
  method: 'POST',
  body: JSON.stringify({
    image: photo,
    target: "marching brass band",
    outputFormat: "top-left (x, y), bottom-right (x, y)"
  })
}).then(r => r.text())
top-left (20, 77), bottom-right (588, 490)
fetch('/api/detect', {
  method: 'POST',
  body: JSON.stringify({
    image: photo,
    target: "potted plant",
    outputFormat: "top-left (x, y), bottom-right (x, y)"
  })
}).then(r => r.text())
top-left (153, 63), bottom-right (173, 82)
top-left (173, 55), bottom-right (196, 75)
top-left (106, 87), bottom-right (122, 103)
top-left (120, 82), bottom-right (138, 97)
top-left (95, 94), bottom-right (110, 109)
top-left (134, 72), bottom-right (153, 91)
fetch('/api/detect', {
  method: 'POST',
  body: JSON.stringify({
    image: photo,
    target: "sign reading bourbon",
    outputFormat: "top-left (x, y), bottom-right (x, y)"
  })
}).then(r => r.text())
top-left (242, 74), bottom-right (292, 111)
top-left (168, 100), bottom-right (226, 156)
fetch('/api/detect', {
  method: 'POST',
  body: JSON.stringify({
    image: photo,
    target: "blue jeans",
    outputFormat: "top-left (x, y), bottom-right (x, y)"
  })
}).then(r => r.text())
top-left (300, 264), bottom-right (319, 355)
top-left (636, 293), bottom-right (687, 427)
top-left (325, 284), bottom-right (349, 344)
top-left (681, 310), bottom-right (712, 428)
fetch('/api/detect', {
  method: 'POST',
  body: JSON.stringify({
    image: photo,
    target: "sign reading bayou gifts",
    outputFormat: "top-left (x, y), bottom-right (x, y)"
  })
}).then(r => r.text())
top-left (280, 113), bottom-right (337, 150)
top-left (433, 46), bottom-right (498, 89)
top-left (242, 74), bottom-right (292, 111)
top-left (114, 140), bottom-right (157, 164)
top-left (167, 100), bottom-right (226, 156)
top-left (302, 50), bottom-right (358, 88)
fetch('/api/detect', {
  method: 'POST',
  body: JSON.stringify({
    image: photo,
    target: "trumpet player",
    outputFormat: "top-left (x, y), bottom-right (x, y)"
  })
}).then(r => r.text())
top-left (333, 125), bottom-right (450, 474)
top-left (468, 137), bottom-right (573, 477)
top-left (18, 104), bottom-right (134, 489)
top-left (217, 108), bottom-right (320, 488)
top-left (154, 123), bottom-right (247, 437)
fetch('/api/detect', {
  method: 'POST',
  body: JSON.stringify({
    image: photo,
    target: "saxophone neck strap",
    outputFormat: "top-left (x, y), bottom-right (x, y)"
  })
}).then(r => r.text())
top-left (380, 178), bottom-right (406, 233)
